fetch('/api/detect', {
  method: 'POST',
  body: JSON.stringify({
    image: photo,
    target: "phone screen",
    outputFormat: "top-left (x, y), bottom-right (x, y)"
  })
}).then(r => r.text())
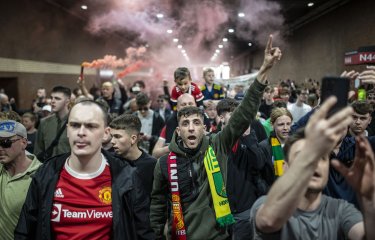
top-left (320, 77), bottom-right (350, 117)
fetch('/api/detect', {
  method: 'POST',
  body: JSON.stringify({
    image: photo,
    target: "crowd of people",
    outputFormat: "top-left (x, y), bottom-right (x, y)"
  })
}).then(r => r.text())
top-left (2, 35), bottom-right (375, 240)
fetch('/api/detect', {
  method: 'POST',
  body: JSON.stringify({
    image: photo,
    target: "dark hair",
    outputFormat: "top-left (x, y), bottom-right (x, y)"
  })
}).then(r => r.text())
top-left (177, 106), bottom-right (204, 123)
top-left (109, 114), bottom-right (141, 134)
top-left (134, 80), bottom-right (146, 89)
top-left (136, 93), bottom-right (150, 106)
top-left (216, 98), bottom-right (239, 116)
top-left (95, 98), bottom-right (110, 113)
top-left (264, 86), bottom-right (274, 93)
top-left (52, 86), bottom-right (71, 98)
top-left (70, 100), bottom-right (109, 126)
top-left (174, 67), bottom-right (191, 82)
top-left (295, 88), bottom-right (308, 96)
top-left (72, 88), bottom-right (81, 96)
top-left (351, 101), bottom-right (373, 115)
top-left (273, 100), bottom-right (287, 109)
top-left (283, 127), bottom-right (305, 162)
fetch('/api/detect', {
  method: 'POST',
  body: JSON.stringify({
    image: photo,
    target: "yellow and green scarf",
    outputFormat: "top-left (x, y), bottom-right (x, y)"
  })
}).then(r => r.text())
top-left (167, 146), bottom-right (234, 239)
top-left (203, 146), bottom-right (235, 227)
top-left (271, 135), bottom-right (285, 177)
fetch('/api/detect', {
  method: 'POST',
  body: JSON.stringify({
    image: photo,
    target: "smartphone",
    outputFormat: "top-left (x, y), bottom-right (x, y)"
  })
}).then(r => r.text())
top-left (320, 77), bottom-right (350, 117)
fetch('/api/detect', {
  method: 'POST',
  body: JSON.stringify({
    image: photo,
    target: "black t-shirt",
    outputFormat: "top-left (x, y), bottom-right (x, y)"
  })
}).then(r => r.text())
top-left (259, 101), bottom-right (273, 119)
top-left (129, 150), bottom-right (157, 197)
top-left (26, 131), bottom-right (37, 154)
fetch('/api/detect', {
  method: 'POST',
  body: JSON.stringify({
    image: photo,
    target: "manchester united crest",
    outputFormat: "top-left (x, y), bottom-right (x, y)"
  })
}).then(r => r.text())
top-left (98, 186), bottom-right (112, 204)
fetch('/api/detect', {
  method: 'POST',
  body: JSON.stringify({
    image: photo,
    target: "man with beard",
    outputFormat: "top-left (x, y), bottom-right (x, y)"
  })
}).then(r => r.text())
top-left (250, 97), bottom-right (375, 240)
top-left (150, 35), bottom-right (282, 239)
top-left (34, 86), bottom-right (71, 161)
top-left (259, 107), bottom-right (293, 177)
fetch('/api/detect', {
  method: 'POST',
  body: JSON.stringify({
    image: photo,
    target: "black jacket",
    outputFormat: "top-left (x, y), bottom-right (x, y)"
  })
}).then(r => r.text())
top-left (149, 112), bottom-right (165, 154)
top-left (227, 131), bottom-right (275, 213)
top-left (14, 150), bottom-right (155, 240)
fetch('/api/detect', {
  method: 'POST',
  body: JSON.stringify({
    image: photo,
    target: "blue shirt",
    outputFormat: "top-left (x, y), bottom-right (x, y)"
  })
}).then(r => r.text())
top-left (200, 84), bottom-right (224, 100)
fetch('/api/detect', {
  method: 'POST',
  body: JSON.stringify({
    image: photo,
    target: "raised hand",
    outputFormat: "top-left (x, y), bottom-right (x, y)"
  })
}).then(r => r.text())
top-left (305, 97), bottom-right (353, 159)
top-left (257, 35), bottom-right (282, 83)
top-left (331, 136), bottom-right (375, 200)
top-left (359, 66), bottom-right (375, 84)
top-left (262, 35), bottom-right (282, 70)
top-left (341, 70), bottom-right (359, 81)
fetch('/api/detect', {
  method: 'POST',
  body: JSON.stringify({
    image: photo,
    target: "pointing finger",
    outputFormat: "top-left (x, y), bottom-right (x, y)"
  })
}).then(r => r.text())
top-left (265, 34), bottom-right (273, 53)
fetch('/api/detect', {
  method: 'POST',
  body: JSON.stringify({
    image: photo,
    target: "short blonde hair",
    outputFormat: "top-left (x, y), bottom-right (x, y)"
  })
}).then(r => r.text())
top-left (270, 107), bottom-right (293, 124)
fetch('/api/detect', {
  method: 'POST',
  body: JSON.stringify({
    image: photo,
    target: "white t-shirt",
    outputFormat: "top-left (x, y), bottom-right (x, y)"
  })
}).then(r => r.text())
top-left (288, 103), bottom-right (312, 123)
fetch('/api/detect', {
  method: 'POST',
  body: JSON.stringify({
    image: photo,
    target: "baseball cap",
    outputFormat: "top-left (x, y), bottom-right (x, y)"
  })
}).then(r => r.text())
top-left (0, 120), bottom-right (27, 138)
top-left (42, 105), bottom-right (52, 112)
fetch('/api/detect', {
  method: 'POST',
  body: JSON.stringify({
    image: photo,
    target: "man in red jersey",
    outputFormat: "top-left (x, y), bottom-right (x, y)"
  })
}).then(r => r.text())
top-left (15, 100), bottom-right (154, 240)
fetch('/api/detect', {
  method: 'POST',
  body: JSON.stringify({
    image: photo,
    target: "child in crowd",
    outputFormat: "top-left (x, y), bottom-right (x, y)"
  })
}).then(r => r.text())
top-left (170, 67), bottom-right (204, 110)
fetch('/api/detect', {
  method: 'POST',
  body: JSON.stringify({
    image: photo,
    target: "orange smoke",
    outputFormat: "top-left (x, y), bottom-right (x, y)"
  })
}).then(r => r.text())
top-left (117, 60), bottom-right (147, 78)
top-left (81, 46), bottom-right (147, 69)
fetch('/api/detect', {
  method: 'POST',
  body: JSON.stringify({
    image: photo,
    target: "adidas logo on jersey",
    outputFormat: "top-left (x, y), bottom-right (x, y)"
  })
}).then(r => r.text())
top-left (54, 188), bottom-right (64, 198)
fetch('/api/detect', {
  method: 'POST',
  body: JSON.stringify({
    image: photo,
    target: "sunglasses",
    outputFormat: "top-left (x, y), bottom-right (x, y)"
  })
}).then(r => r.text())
top-left (0, 138), bottom-right (21, 148)
top-left (139, 107), bottom-right (149, 111)
top-left (157, 99), bottom-right (164, 103)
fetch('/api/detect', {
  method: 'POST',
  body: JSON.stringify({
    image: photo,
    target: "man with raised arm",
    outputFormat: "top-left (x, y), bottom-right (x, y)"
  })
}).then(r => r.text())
top-left (251, 97), bottom-right (375, 239)
top-left (150, 35), bottom-right (282, 240)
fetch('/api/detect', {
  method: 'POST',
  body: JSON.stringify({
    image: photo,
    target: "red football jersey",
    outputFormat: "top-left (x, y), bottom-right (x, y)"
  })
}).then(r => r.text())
top-left (170, 82), bottom-right (204, 103)
top-left (51, 157), bottom-right (113, 240)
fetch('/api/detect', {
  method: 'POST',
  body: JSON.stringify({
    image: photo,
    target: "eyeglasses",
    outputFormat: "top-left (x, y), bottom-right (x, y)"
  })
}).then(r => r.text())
top-left (139, 107), bottom-right (149, 111)
top-left (157, 99), bottom-right (164, 103)
top-left (0, 138), bottom-right (21, 148)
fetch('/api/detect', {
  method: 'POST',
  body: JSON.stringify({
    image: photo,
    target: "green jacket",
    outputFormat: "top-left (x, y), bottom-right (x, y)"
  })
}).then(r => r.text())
top-left (0, 154), bottom-right (41, 240)
top-left (150, 80), bottom-right (266, 240)
top-left (34, 114), bottom-right (70, 158)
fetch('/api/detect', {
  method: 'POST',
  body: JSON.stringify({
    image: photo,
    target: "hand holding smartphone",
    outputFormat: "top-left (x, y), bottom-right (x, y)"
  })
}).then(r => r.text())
top-left (320, 77), bottom-right (350, 117)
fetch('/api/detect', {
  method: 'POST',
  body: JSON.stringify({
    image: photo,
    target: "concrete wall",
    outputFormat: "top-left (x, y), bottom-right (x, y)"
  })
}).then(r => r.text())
top-left (231, 0), bottom-right (375, 85)
top-left (0, 0), bottom-right (129, 109)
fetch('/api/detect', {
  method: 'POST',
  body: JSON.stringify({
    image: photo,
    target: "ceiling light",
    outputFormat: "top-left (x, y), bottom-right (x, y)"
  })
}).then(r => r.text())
top-left (248, 42), bottom-right (253, 47)
top-left (177, 45), bottom-right (182, 49)
top-left (223, 38), bottom-right (228, 42)
top-left (167, 29), bottom-right (173, 34)
top-left (218, 44), bottom-right (223, 48)
top-left (156, 13), bottom-right (164, 18)
top-left (181, 49), bottom-right (186, 53)
top-left (228, 29), bottom-right (235, 33)
top-left (81, 5), bottom-right (88, 10)
top-left (173, 38), bottom-right (179, 43)
top-left (238, 12), bottom-right (245, 18)
top-left (307, 2), bottom-right (314, 7)
top-left (216, 49), bottom-right (220, 53)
